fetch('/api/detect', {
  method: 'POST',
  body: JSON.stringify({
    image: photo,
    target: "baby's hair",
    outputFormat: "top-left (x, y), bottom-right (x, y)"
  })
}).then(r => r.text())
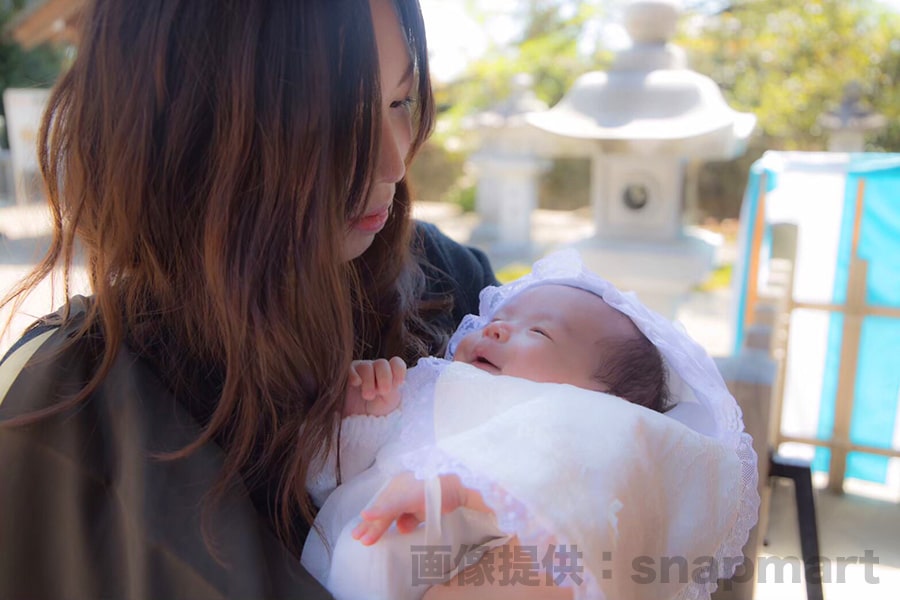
top-left (593, 333), bottom-right (671, 413)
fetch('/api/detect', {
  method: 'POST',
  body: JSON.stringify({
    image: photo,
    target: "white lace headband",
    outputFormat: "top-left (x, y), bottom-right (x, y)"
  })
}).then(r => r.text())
top-left (445, 248), bottom-right (745, 445)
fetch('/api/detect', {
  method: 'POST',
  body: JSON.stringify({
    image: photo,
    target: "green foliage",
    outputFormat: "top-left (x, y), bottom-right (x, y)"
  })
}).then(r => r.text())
top-left (434, 0), bottom-right (613, 138)
top-left (0, 1), bottom-right (66, 147)
top-left (408, 140), bottom-right (467, 203)
top-left (0, 41), bottom-right (63, 92)
top-left (444, 181), bottom-right (476, 213)
top-left (676, 0), bottom-right (900, 151)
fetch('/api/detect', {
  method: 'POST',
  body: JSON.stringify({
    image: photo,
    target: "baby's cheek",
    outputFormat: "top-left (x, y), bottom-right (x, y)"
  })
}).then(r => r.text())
top-left (452, 333), bottom-right (478, 362)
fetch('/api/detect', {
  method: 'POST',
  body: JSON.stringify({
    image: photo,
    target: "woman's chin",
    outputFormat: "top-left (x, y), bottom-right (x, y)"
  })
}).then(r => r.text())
top-left (341, 232), bottom-right (376, 262)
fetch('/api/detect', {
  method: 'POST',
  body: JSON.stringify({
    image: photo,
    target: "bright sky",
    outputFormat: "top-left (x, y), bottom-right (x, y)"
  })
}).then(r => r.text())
top-left (420, 0), bottom-right (900, 83)
top-left (420, 0), bottom-right (612, 81)
top-left (419, 0), bottom-right (517, 82)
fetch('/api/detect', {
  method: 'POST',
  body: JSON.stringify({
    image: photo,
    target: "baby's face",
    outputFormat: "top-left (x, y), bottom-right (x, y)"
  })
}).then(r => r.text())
top-left (453, 284), bottom-right (638, 391)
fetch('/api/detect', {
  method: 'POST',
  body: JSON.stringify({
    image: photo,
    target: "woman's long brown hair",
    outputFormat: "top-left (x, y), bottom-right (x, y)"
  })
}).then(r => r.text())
top-left (1, 0), bottom-right (438, 552)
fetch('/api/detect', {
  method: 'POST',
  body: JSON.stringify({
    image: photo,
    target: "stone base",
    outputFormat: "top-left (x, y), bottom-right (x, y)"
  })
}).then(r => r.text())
top-left (569, 233), bottom-right (717, 318)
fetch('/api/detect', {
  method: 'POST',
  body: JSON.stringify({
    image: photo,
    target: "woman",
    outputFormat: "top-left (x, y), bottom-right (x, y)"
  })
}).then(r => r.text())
top-left (0, 1), bottom-right (495, 597)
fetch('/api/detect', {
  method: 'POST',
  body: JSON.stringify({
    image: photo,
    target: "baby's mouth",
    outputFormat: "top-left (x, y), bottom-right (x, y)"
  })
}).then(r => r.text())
top-left (472, 355), bottom-right (500, 372)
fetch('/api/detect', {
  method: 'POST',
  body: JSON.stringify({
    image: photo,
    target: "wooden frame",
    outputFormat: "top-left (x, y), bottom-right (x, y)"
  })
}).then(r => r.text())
top-left (747, 177), bottom-right (900, 493)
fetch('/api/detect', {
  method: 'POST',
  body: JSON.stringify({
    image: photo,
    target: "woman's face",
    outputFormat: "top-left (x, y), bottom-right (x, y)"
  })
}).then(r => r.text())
top-left (342, 0), bottom-right (415, 261)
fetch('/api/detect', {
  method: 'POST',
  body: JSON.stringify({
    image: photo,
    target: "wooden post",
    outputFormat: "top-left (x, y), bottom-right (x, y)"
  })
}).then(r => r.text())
top-left (828, 181), bottom-right (869, 493)
top-left (767, 223), bottom-right (799, 449)
top-left (743, 173), bottom-right (768, 334)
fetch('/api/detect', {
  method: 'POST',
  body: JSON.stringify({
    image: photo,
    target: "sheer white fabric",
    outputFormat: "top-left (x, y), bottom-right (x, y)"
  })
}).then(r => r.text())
top-left (400, 360), bottom-right (752, 599)
top-left (442, 249), bottom-right (759, 597)
top-left (302, 250), bottom-right (759, 600)
top-left (301, 360), bottom-right (512, 600)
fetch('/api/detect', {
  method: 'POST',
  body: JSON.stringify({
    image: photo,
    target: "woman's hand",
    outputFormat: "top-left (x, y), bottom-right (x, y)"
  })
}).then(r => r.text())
top-left (344, 356), bottom-right (406, 417)
top-left (351, 472), bottom-right (491, 546)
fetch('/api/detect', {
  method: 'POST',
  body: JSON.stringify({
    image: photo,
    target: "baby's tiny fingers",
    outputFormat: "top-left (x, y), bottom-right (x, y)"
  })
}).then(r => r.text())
top-left (356, 363), bottom-right (377, 400)
top-left (373, 359), bottom-right (394, 396)
top-left (389, 356), bottom-right (407, 386)
top-left (351, 520), bottom-right (369, 540)
top-left (352, 517), bottom-right (392, 546)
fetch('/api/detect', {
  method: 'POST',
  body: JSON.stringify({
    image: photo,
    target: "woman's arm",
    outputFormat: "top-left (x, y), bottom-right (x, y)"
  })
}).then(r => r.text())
top-left (0, 326), bottom-right (333, 599)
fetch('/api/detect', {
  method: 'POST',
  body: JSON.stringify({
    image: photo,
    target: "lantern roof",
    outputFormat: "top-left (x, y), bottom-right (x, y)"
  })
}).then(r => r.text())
top-left (527, 0), bottom-right (756, 151)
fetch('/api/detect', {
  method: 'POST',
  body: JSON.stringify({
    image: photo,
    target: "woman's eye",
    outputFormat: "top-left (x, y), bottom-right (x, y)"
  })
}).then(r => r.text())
top-left (390, 97), bottom-right (415, 111)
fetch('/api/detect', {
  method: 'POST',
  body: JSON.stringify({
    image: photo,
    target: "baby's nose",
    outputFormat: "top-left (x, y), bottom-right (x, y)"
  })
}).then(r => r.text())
top-left (483, 321), bottom-right (510, 342)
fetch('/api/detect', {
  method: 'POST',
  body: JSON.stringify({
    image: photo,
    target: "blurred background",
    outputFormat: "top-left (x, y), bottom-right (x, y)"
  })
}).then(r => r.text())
top-left (411, 0), bottom-right (900, 221)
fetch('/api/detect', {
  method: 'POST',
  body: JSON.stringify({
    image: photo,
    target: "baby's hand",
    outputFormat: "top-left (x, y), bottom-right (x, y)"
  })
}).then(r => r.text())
top-left (352, 472), bottom-right (434, 546)
top-left (344, 357), bottom-right (407, 417)
top-left (352, 472), bottom-right (488, 546)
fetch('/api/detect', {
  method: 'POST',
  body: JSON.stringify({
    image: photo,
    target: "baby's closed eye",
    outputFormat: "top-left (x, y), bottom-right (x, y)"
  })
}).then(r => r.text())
top-left (530, 327), bottom-right (552, 339)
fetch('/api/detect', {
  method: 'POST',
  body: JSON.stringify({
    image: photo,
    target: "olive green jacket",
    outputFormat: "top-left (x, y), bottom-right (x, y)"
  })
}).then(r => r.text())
top-left (0, 222), bottom-right (495, 599)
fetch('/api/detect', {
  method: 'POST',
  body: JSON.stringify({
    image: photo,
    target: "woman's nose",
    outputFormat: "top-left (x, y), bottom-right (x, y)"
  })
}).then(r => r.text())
top-left (377, 114), bottom-right (407, 184)
top-left (483, 321), bottom-right (509, 342)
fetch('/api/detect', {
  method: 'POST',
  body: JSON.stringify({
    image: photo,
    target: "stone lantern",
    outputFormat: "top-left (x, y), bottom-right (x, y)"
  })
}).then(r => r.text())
top-left (819, 81), bottom-right (887, 152)
top-left (466, 74), bottom-right (551, 256)
top-left (526, 0), bottom-right (756, 317)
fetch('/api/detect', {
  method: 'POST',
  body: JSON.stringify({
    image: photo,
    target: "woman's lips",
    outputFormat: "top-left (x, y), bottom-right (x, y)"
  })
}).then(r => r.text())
top-left (352, 204), bottom-right (391, 234)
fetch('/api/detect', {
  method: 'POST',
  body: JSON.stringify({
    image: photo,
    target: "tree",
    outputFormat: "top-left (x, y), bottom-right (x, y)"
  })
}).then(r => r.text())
top-left (675, 0), bottom-right (900, 217)
top-left (676, 0), bottom-right (900, 151)
top-left (433, 0), bottom-right (614, 136)
top-left (0, 0), bottom-right (66, 148)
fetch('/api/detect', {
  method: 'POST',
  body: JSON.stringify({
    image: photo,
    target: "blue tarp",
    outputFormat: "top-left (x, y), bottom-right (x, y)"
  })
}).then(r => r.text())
top-left (735, 152), bottom-right (900, 484)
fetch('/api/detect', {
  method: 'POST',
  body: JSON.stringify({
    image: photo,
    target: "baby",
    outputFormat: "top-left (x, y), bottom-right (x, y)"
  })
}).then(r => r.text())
top-left (345, 283), bottom-right (670, 419)
top-left (302, 251), bottom-right (758, 600)
top-left (455, 284), bottom-right (668, 412)
top-left (342, 284), bottom-right (672, 592)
